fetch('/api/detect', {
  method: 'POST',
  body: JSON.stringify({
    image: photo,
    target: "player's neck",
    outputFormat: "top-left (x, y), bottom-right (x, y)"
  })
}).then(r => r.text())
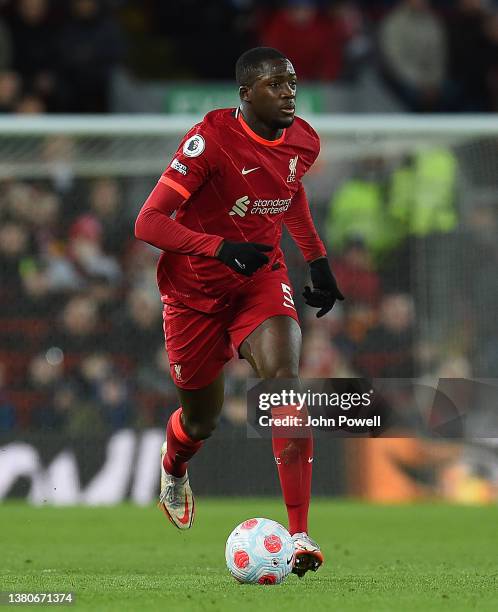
top-left (239, 109), bottom-right (284, 142)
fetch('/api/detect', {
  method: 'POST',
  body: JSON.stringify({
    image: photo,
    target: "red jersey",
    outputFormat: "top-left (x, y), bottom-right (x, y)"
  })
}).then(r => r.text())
top-left (152, 108), bottom-right (325, 312)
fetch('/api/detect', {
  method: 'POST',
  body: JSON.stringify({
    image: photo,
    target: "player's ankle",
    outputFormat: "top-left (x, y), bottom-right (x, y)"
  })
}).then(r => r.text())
top-left (163, 454), bottom-right (187, 478)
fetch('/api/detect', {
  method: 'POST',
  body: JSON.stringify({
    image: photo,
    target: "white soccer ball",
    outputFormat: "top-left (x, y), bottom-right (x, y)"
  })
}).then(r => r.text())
top-left (225, 517), bottom-right (295, 585)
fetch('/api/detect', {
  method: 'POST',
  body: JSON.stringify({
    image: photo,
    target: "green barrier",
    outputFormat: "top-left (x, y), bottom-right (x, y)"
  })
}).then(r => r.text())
top-left (164, 84), bottom-right (326, 114)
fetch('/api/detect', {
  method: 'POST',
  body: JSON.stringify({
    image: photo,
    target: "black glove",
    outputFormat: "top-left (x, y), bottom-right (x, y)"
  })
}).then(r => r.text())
top-left (216, 241), bottom-right (272, 277)
top-left (303, 257), bottom-right (344, 318)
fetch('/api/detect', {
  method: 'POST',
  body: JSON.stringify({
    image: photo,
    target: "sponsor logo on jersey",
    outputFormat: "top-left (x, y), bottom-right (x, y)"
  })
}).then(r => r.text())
top-left (287, 155), bottom-right (298, 182)
top-left (183, 134), bottom-right (205, 157)
top-left (229, 195), bottom-right (291, 217)
top-left (171, 158), bottom-right (188, 175)
top-left (229, 195), bottom-right (250, 217)
top-left (173, 364), bottom-right (183, 381)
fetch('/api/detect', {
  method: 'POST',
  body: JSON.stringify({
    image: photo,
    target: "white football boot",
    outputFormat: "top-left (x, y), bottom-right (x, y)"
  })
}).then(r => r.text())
top-left (292, 532), bottom-right (324, 577)
top-left (158, 442), bottom-right (194, 529)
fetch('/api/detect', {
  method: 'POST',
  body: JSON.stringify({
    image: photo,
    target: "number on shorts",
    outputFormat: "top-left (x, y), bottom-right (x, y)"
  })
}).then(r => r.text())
top-left (281, 283), bottom-right (295, 310)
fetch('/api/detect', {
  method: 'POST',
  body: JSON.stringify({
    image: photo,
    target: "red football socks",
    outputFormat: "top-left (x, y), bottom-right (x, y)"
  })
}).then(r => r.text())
top-left (271, 406), bottom-right (313, 535)
top-left (163, 407), bottom-right (203, 477)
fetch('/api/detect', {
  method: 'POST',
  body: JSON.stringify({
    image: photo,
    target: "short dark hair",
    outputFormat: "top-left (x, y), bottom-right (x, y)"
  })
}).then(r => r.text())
top-left (235, 47), bottom-right (287, 86)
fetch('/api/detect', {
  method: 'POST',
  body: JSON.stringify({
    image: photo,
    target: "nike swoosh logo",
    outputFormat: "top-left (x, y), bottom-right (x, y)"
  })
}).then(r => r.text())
top-left (308, 457), bottom-right (313, 463)
top-left (235, 258), bottom-right (246, 270)
top-left (287, 556), bottom-right (294, 565)
top-left (178, 495), bottom-right (190, 525)
top-left (241, 167), bottom-right (260, 175)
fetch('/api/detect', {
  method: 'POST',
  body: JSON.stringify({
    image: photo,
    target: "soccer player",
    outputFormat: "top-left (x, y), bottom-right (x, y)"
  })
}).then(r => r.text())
top-left (134, 47), bottom-right (343, 577)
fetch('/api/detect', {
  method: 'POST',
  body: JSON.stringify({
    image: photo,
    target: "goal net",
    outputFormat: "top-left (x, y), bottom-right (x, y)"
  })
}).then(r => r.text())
top-left (2, 115), bottom-right (495, 362)
top-left (0, 115), bottom-right (497, 503)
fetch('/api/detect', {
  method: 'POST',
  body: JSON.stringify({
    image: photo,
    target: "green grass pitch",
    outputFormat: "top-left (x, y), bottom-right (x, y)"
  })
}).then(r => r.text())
top-left (1, 500), bottom-right (497, 611)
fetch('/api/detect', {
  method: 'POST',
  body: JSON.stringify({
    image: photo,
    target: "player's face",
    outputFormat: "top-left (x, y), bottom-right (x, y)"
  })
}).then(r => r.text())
top-left (244, 59), bottom-right (297, 130)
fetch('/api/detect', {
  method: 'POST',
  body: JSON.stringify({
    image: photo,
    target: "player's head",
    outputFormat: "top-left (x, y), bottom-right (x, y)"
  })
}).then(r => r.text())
top-left (236, 47), bottom-right (297, 130)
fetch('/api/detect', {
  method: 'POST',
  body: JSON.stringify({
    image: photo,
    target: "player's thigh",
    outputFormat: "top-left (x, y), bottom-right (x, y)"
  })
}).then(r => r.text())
top-left (240, 315), bottom-right (301, 379)
top-left (229, 268), bottom-right (302, 378)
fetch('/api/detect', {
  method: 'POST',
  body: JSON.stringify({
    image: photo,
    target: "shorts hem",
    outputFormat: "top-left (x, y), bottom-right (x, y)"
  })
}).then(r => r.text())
top-left (170, 365), bottom-right (225, 391)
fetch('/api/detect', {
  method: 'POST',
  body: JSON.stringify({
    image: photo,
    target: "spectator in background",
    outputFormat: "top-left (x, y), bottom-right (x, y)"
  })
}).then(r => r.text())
top-left (7, 0), bottom-right (59, 111)
top-left (355, 293), bottom-right (415, 377)
top-left (48, 294), bottom-right (102, 353)
top-left (378, 0), bottom-right (449, 111)
top-left (42, 378), bottom-right (105, 435)
top-left (0, 221), bottom-right (31, 291)
top-left (260, 0), bottom-right (348, 81)
top-left (3, 181), bottom-right (34, 222)
top-left (27, 351), bottom-right (63, 395)
top-left (57, 0), bottom-right (125, 112)
top-left (14, 92), bottom-right (46, 113)
top-left (459, 204), bottom-right (498, 375)
top-left (77, 351), bottom-right (113, 392)
top-left (89, 178), bottom-right (130, 256)
top-left (69, 352), bottom-right (134, 431)
top-left (150, 0), bottom-right (254, 80)
top-left (123, 240), bottom-right (160, 293)
top-left (0, 70), bottom-right (20, 112)
top-left (333, 238), bottom-right (381, 306)
top-left (6, 184), bottom-right (62, 250)
top-left (333, 301), bottom-right (377, 360)
top-left (301, 328), bottom-right (342, 377)
top-left (325, 0), bottom-right (372, 80)
top-left (27, 188), bottom-right (61, 245)
top-left (449, 0), bottom-right (498, 112)
top-left (46, 214), bottom-right (121, 291)
top-left (326, 157), bottom-right (397, 259)
top-left (68, 214), bottom-right (121, 281)
top-left (135, 345), bottom-right (177, 427)
top-left (96, 374), bottom-right (134, 431)
top-left (0, 16), bottom-right (12, 70)
top-left (136, 345), bottom-right (176, 397)
top-left (19, 261), bottom-right (59, 317)
top-left (112, 287), bottom-right (162, 362)
top-left (482, 10), bottom-right (498, 112)
top-left (41, 136), bottom-right (77, 198)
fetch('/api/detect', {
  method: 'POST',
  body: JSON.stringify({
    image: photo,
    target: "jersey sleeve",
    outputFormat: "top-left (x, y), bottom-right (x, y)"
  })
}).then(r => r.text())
top-left (160, 121), bottom-right (218, 200)
top-left (284, 183), bottom-right (326, 262)
top-left (134, 181), bottom-right (223, 257)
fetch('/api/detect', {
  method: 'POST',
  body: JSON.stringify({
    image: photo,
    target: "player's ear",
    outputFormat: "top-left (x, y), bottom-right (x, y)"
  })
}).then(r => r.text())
top-left (239, 85), bottom-right (251, 103)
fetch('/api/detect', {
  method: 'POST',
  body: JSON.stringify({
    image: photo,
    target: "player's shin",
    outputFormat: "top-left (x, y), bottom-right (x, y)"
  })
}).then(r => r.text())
top-left (271, 405), bottom-right (313, 536)
top-left (163, 407), bottom-right (203, 477)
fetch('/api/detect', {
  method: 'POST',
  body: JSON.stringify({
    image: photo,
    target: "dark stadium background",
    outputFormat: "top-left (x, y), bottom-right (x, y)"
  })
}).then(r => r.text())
top-left (0, 0), bottom-right (497, 506)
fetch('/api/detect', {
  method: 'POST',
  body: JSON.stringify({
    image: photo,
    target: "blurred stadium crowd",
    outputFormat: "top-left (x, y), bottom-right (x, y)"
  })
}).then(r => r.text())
top-left (1, 137), bottom-right (496, 433)
top-left (0, 0), bottom-right (497, 114)
top-left (0, 0), bottom-right (497, 435)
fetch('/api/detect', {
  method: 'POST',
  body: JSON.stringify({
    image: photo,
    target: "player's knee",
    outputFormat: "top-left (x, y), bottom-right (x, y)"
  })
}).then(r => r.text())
top-left (183, 418), bottom-right (217, 441)
top-left (262, 364), bottom-right (299, 379)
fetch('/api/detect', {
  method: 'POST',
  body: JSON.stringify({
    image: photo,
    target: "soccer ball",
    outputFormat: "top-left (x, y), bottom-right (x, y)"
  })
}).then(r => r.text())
top-left (225, 517), bottom-right (295, 585)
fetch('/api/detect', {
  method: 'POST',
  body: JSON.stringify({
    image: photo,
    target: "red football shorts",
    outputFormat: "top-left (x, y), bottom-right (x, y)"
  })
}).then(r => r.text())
top-left (163, 267), bottom-right (300, 389)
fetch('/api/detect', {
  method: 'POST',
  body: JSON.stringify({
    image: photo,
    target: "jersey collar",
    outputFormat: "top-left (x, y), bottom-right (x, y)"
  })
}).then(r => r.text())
top-left (236, 109), bottom-right (286, 147)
